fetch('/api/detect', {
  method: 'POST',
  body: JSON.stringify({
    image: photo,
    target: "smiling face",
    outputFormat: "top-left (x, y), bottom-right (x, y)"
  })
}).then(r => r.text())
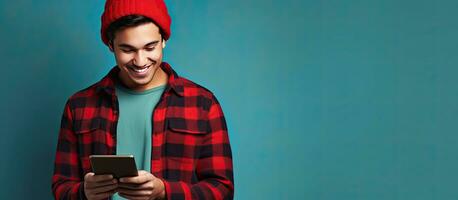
top-left (109, 22), bottom-right (166, 91)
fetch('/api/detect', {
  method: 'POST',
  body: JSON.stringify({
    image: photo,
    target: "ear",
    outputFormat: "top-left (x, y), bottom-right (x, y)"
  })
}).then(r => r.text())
top-left (108, 42), bottom-right (114, 52)
top-left (162, 39), bottom-right (166, 48)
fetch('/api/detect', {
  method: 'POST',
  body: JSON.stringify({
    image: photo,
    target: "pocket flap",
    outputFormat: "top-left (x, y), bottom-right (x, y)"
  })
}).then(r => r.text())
top-left (167, 118), bottom-right (208, 134)
top-left (74, 119), bottom-right (102, 134)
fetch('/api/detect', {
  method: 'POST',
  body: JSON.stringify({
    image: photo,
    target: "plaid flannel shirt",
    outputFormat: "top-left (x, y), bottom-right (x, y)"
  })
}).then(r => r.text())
top-left (52, 62), bottom-right (234, 199)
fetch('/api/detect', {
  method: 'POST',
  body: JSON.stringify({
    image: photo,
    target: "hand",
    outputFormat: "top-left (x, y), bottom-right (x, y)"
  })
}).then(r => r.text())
top-left (117, 170), bottom-right (165, 200)
top-left (84, 172), bottom-right (118, 200)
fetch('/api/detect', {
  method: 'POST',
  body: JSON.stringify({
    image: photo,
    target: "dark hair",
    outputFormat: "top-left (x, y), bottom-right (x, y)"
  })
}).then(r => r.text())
top-left (105, 15), bottom-right (164, 46)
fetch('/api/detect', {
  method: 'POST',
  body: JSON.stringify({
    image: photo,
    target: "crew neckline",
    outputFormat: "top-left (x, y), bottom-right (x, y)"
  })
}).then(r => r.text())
top-left (116, 82), bottom-right (167, 95)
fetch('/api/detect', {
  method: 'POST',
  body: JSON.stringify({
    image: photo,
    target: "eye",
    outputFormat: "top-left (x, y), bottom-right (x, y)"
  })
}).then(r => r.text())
top-left (121, 49), bottom-right (134, 53)
top-left (145, 47), bottom-right (155, 51)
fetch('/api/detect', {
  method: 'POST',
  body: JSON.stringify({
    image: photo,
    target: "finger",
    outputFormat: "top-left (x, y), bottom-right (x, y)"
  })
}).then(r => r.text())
top-left (118, 181), bottom-right (154, 190)
top-left (91, 182), bottom-right (118, 195)
top-left (120, 173), bottom-right (151, 184)
top-left (137, 170), bottom-right (149, 175)
top-left (118, 188), bottom-right (155, 196)
top-left (118, 183), bottom-right (142, 190)
top-left (90, 189), bottom-right (117, 200)
top-left (84, 172), bottom-right (95, 180)
top-left (137, 170), bottom-right (159, 179)
top-left (86, 179), bottom-right (118, 190)
top-left (123, 191), bottom-right (162, 200)
top-left (86, 173), bottom-right (114, 183)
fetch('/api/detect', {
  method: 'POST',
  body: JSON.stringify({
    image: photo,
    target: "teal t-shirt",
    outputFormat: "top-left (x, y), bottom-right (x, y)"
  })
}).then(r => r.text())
top-left (113, 83), bottom-right (166, 200)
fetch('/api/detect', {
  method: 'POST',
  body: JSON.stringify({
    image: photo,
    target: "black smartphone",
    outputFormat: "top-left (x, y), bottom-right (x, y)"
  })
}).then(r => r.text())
top-left (89, 155), bottom-right (138, 178)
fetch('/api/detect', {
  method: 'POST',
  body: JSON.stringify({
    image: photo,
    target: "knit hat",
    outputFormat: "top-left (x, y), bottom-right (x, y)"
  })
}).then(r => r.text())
top-left (101, 0), bottom-right (171, 45)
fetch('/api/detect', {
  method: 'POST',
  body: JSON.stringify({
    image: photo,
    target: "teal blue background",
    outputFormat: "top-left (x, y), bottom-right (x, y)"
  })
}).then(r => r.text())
top-left (1, 0), bottom-right (457, 199)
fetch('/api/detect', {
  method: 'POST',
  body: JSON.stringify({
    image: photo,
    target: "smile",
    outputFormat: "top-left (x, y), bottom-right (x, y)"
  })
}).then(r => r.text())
top-left (128, 64), bottom-right (152, 75)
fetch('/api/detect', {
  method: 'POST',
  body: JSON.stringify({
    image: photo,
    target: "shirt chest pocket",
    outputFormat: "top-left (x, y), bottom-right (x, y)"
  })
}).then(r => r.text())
top-left (164, 118), bottom-right (208, 160)
top-left (73, 119), bottom-right (114, 170)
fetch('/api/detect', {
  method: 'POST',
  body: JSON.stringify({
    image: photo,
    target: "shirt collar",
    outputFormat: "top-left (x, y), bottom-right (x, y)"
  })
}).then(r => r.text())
top-left (95, 62), bottom-right (184, 97)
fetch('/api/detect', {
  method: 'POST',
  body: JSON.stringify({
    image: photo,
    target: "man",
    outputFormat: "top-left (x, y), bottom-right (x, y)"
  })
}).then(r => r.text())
top-left (52, 0), bottom-right (234, 199)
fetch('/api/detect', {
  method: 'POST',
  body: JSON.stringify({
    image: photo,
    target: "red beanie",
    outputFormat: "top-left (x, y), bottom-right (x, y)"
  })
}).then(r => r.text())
top-left (101, 0), bottom-right (171, 45)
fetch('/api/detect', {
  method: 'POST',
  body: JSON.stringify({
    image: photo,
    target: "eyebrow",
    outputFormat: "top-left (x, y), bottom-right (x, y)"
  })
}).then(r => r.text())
top-left (118, 41), bottom-right (160, 49)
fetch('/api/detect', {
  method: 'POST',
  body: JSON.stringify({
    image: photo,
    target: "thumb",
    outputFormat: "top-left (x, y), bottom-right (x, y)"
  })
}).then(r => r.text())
top-left (84, 172), bottom-right (95, 180)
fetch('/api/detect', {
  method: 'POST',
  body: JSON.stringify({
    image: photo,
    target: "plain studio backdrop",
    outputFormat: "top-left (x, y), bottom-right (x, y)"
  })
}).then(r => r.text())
top-left (0, 0), bottom-right (457, 199)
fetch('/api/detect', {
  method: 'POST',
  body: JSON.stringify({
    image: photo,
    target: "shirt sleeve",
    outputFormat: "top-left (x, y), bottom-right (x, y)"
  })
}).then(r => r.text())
top-left (52, 100), bottom-right (87, 200)
top-left (162, 95), bottom-right (234, 199)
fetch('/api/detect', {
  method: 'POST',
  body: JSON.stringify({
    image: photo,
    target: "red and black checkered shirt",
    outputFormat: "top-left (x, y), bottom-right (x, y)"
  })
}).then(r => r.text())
top-left (52, 62), bottom-right (234, 199)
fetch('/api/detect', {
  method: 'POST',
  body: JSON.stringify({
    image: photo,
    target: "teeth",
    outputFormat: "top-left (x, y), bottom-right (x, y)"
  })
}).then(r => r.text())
top-left (131, 66), bottom-right (149, 73)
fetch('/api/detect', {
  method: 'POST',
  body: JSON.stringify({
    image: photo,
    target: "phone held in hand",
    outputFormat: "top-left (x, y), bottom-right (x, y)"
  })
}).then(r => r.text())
top-left (89, 155), bottom-right (138, 178)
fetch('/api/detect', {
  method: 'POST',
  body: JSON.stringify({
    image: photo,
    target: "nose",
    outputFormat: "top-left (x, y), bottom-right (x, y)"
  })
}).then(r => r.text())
top-left (132, 51), bottom-right (149, 67)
